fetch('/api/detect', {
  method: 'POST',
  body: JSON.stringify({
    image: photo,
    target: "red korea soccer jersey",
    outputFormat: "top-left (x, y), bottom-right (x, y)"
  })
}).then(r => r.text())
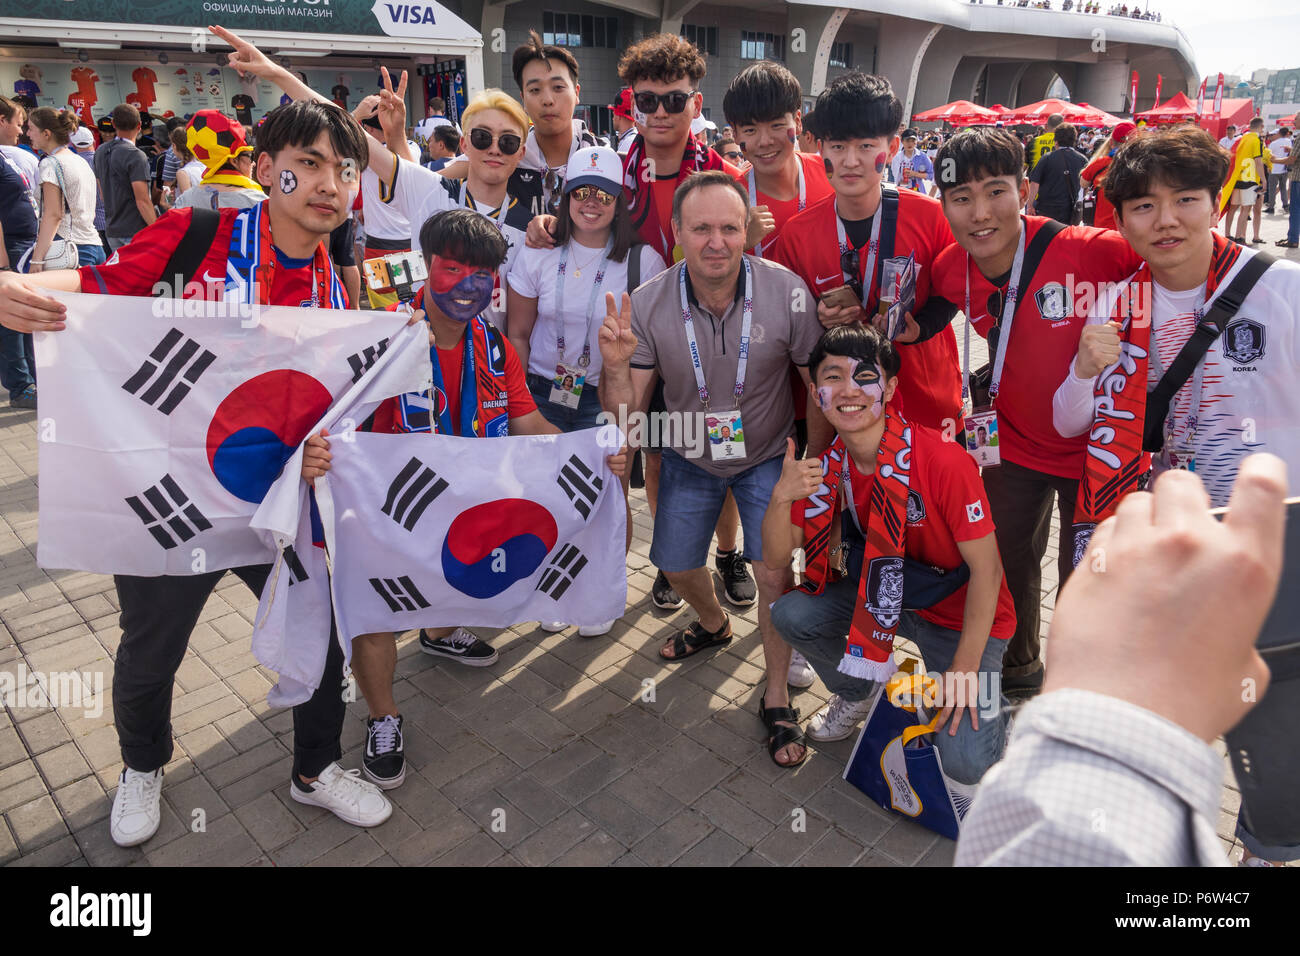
top-left (631, 150), bottom-right (743, 264)
top-left (791, 424), bottom-right (1015, 637)
top-left (132, 67), bottom-right (158, 108)
top-left (751, 152), bottom-right (834, 254)
top-left (769, 190), bottom-right (961, 430)
top-left (79, 206), bottom-right (347, 308)
top-left (931, 216), bottom-right (1141, 478)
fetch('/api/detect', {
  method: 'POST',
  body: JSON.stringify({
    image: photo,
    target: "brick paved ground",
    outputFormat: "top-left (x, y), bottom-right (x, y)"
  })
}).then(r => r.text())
top-left (3, 217), bottom-right (1297, 866)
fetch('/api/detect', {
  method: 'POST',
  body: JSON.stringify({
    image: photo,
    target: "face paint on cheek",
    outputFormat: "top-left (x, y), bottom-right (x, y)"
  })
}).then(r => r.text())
top-left (823, 156), bottom-right (833, 176)
top-left (787, 127), bottom-right (798, 144)
top-left (428, 260), bottom-right (495, 322)
top-left (815, 386), bottom-right (834, 411)
top-left (874, 152), bottom-right (887, 174)
top-left (279, 169), bottom-right (297, 195)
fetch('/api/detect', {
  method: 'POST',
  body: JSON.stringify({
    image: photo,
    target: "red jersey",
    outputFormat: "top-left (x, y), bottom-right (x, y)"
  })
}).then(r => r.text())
top-left (769, 190), bottom-right (961, 430)
top-left (633, 150), bottom-right (742, 264)
top-left (80, 206), bottom-right (345, 309)
top-left (931, 216), bottom-right (1141, 477)
top-left (749, 152), bottom-right (834, 254)
top-left (131, 67), bottom-right (158, 109)
top-left (1081, 154), bottom-right (1116, 231)
top-left (70, 67), bottom-right (99, 106)
top-left (791, 425), bottom-right (1015, 638)
top-left (370, 325), bottom-right (535, 435)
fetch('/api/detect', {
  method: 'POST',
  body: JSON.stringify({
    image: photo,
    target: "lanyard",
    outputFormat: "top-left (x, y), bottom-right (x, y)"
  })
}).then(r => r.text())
top-left (983, 220), bottom-right (1028, 401)
top-left (1147, 283), bottom-right (1211, 444)
top-left (460, 183), bottom-right (509, 229)
top-left (427, 319), bottom-right (478, 436)
top-left (748, 159), bottom-right (805, 257)
top-left (677, 257), bottom-right (753, 410)
top-left (841, 455), bottom-right (865, 535)
top-left (252, 201), bottom-right (331, 309)
top-left (834, 196), bottom-right (884, 305)
top-left (554, 238), bottom-right (613, 368)
top-left (961, 260), bottom-right (973, 405)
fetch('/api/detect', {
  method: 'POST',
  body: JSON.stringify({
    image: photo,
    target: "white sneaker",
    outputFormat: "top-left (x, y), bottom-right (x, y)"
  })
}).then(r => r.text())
top-left (539, 621), bottom-right (568, 633)
top-left (110, 767), bottom-right (163, 847)
top-left (577, 619), bottom-right (615, 637)
top-left (787, 649), bottom-right (816, 689)
top-left (290, 762), bottom-right (392, 827)
top-left (807, 694), bottom-right (875, 741)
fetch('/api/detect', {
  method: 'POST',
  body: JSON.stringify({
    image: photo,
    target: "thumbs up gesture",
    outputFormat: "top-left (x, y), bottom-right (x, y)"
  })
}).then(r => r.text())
top-left (774, 438), bottom-right (824, 504)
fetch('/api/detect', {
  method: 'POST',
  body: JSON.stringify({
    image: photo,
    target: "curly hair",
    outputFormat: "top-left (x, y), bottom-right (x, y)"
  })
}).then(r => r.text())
top-left (618, 33), bottom-right (706, 87)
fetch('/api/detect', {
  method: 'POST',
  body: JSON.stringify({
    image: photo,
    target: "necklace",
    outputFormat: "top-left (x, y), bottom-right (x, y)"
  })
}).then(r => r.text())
top-left (571, 243), bottom-right (603, 278)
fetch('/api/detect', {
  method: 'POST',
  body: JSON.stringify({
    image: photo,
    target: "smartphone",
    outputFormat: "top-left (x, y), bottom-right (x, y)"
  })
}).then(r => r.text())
top-left (1220, 496), bottom-right (1300, 848)
top-left (820, 284), bottom-right (862, 312)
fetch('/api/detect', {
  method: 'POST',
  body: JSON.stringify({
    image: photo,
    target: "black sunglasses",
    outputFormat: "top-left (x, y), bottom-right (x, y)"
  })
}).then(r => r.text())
top-left (468, 127), bottom-right (522, 155)
top-left (840, 247), bottom-right (865, 301)
top-left (632, 90), bottom-right (696, 115)
top-left (722, 150), bottom-right (744, 162)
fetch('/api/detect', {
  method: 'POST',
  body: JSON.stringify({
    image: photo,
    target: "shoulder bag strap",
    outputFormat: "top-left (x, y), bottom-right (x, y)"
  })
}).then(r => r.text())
top-left (156, 207), bottom-right (222, 297)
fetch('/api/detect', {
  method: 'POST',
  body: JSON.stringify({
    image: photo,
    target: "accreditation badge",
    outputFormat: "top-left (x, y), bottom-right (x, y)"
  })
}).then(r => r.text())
top-left (548, 363), bottom-right (586, 410)
top-left (707, 410), bottom-right (746, 461)
top-left (963, 407), bottom-right (1000, 467)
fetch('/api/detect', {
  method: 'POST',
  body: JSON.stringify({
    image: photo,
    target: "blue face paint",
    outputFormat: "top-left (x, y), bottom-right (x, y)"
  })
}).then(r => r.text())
top-left (428, 267), bottom-right (495, 323)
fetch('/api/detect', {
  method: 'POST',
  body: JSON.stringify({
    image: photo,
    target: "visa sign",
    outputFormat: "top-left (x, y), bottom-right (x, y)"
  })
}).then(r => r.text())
top-left (370, 0), bottom-right (479, 40)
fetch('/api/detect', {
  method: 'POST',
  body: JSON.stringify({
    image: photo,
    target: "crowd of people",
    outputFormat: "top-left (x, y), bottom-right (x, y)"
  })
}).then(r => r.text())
top-left (0, 22), bottom-right (1294, 868)
top-left (969, 0), bottom-right (1163, 15)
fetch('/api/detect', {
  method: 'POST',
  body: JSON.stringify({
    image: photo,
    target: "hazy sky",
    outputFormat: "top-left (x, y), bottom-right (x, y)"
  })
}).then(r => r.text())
top-left (1163, 0), bottom-right (1298, 79)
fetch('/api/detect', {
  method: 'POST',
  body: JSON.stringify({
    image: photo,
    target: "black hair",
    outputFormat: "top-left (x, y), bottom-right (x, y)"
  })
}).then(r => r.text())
top-left (671, 170), bottom-right (749, 227)
top-left (800, 108), bottom-right (818, 140)
top-left (432, 124), bottom-right (461, 153)
top-left (722, 61), bottom-right (803, 129)
top-left (934, 127), bottom-right (1025, 193)
top-left (1104, 125), bottom-right (1228, 221)
top-left (257, 99), bottom-right (369, 168)
top-left (808, 324), bottom-right (901, 381)
top-left (813, 72), bottom-right (902, 143)
top-left (419, 208), bottom-right (509, 271)
top-left (1053, 123), bottom-right (1078, 147)
top-left (512, 29), bottom-right (580, 88)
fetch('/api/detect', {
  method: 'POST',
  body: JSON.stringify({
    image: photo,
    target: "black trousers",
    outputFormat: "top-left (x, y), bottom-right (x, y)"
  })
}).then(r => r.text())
top-left (980, 460), bottom-right (1078, 677)
top-left (113, 565), bottom-right (345, 779)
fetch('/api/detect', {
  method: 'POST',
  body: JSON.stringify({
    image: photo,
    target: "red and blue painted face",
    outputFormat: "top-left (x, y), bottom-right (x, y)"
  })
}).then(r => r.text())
top-left (427, 255), bottom-right (495, 322)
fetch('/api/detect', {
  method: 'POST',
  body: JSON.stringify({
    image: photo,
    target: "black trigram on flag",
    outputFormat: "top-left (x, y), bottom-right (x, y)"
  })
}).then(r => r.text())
top-left (369, 576), bottom-right (431, 612)
top-left (535, 544), bottom-right (587, 601)
top-left (346, 338), bottom-right (390, 383)
top-left (121, 327), bottom-right (217, 415)
top-left (556, 454), bottom-right (602, 520)
top-left (283, 546), bottom-right (309, 586)
top-left (125, 475), bottom-right (212, 549)
top-left (380, 457), bottom-right (448, 531)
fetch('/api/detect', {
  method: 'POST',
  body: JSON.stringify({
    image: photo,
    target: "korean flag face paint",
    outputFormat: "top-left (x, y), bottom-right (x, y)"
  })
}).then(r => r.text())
top-left (816, 357), bottom-right (885, 425)
top-left (427, 255), bottom-right (495, 322)
top-left (874, 152), bottom-right (887, 174)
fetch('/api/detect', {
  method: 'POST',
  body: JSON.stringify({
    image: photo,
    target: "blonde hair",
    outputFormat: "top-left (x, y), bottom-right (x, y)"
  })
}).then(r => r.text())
top-left (459, 89), bottom-right (530, 138)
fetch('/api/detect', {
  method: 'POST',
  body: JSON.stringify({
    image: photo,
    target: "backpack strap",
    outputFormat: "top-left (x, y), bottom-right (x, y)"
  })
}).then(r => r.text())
top-left (156, 207), bottom-right (222, 297)
top-left (873, 183), bottom-right (901, 296)
top-left (626, 242), bottom-right (643, 296)
top-left (1143, 252), bottom-right (1276, 452)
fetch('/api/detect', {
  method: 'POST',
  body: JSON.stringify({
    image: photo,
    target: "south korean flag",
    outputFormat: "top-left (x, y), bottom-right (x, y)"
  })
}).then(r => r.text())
top-left (34, 292), bottom-right (429, 576)
top-left (316, 425), bottom-right (627, 642)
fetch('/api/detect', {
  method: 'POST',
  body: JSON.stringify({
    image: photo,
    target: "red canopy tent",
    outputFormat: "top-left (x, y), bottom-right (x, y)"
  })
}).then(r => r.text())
top-left (912, 100), bottom-right (1000, 126)
top-left (1279, 114), bottom-right (1296, 129)
top-left (1198, 98), bottom-right (1255, 141)
top-left (1004, 98), bottom-right (1074, 126)
top-left (1068, 102), bottom-right (1126, 127)
top-left (1135, 91), bottom-right (1199, 124)
top-left (989, 104), bottom-right (1014, 123)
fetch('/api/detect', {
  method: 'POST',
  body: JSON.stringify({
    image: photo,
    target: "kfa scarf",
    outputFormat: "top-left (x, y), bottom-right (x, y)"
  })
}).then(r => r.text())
top-left (622, 133), bottom-right (724, 258)
top-left (1071, 233), bottom-right (1243, 565)
top-left (795, 412), bottom-right (913, 681)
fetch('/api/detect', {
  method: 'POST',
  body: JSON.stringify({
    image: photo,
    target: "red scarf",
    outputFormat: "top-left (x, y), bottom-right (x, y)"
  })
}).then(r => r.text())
top-left (794, 411), bottom-right (913, 681)
top-left (1071, 233), bottom-right (1242, 565)
top-left (622, 133), bottom-right (724, 256)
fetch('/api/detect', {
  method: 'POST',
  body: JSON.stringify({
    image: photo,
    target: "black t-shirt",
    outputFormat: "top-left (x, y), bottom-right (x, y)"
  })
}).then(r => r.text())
top-left (1029, 147), bottom-right (1087, 217)
top-left (231, 94), bottom-right (254, 125)
top-left (840, 214), bottom-right (874, 249)
top-left (329, 218), bottom-right (356, 267)
top-left (331, 85), bottom-right (349, 104)
top-left (0, 156), bottom-right (37, 246)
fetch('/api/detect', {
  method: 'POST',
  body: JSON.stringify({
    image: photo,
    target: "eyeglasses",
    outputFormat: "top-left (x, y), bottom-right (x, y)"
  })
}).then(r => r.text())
top-left (722, 150), bottom-right (744, 162)
top-left (468, 127), bottom-right (522, 155)
top-left (840, 247), bottom-right (865, 300)
top-left (570, 186), bottom-right (616, 206)
top-left (632, 90), bottom-right (696, 115)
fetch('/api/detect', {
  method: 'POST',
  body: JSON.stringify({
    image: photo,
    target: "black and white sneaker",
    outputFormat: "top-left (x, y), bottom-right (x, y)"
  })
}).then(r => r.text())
top-left (651, 570), bottom-right (684, 610)
top-left (418, 627), bottom-right (498, 666)
top-left (363, 714), bottom-right (405, 790)
top-left (716, 549), bottom-right (757, 607)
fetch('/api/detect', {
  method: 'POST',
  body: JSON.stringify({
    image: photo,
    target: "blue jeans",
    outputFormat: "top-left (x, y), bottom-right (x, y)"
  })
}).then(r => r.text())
top-left (771, 580), bottom-right (1010, 785)
top-left (2, 240), bottom-right (35, 398)
top-left (78, 243), bottom-right (106, 266)
top-left (649, 448), bottom-right (783, 571)
top-left (526, 372), bottom-right (604, 432)
top-left (1288, 182), bottom-right (1300, 244)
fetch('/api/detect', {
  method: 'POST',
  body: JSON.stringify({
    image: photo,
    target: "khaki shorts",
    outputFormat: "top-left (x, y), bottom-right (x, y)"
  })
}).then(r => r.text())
top-left (1231, 184), bottom-right (1260, 205)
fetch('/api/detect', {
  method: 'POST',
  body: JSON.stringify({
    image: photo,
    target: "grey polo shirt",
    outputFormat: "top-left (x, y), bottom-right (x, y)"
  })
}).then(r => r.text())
top-left (630, 255), bottom-right (821, 478)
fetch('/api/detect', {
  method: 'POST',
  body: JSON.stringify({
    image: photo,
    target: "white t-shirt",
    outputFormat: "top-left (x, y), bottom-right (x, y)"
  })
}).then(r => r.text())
top-left (359, 158), bottom-right (411, 243)
top-left (1219, 136), bottom-right (1236, 150)
top-left (616, 126), bottom-right (637, 156)
top-left (177, 159), bottom-right (206, 191)
top-left (508, 241), bottom-right (667, 384)
top-left (1, 145), bottom-right (39, 194)
top-left (37, 148), bottom-right (99, 246)
top-left (414, 116), bottom-right (452, 143)
top-left (1053, 249), bottom-right (1300, 506)
top-left (1272, 136), bottom-right (1292, 175)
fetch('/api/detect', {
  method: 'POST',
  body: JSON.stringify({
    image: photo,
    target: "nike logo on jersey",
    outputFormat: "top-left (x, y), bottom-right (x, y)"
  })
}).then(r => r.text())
top-left (815, 274), bottom-right (838, 285)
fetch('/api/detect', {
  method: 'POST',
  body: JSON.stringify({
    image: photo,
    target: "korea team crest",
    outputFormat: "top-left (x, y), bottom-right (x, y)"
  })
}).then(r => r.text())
top-left (865, 556), bottom-right (904, 629)
top-left (905, 489), bottom-right (926, 524)
top-left (1035, 282), bottom-right (1072, 321)
top-left (1222, 319), bottom-right (1265, 365)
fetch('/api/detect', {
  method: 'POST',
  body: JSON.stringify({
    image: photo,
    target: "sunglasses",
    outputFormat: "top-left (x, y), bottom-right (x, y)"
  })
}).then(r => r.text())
top-left (840, 247), bottom-right (865, 301)
top-left (570, 186), bottom-right (616, 206)
top-left (722, 150), bottom-right (744, 162)
top-left (632, 90), bottom-right (696, 115)
top-left (468, 127), bottom-right (522, 155)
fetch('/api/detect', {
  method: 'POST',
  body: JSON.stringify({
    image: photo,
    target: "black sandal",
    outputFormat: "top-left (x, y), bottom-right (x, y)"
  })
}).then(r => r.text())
top-left (659, 614), bottom-right (731, 661)
top-left (758, 695), bottom-right (808, 769)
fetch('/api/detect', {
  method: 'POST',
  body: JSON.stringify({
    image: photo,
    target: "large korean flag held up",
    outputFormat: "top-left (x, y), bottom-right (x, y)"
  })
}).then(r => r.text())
top-left (35, 291), bottom-right (425, 576)
top-left (318, 427), bottom-right (626, 639)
